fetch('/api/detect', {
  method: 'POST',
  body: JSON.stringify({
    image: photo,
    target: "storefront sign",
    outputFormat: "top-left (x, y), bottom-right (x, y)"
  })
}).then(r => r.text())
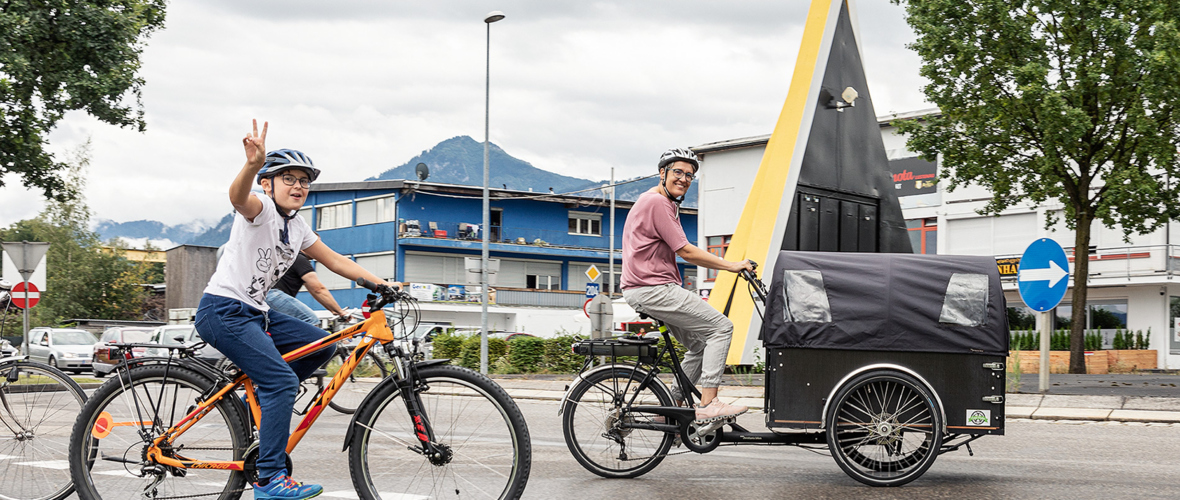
top-left (889, 157), bottom-right (938, 197)
top-left (996, 257), bottom-right (1020, 278)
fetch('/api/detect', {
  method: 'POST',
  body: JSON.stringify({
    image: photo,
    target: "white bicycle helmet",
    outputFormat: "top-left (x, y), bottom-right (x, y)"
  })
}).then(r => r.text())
top-left (256, 149), bottom-right (321, 185)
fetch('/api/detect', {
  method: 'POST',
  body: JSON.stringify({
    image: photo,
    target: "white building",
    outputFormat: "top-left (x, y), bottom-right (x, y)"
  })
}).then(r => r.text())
top-left (694, 109), bottom-right (1180, 369)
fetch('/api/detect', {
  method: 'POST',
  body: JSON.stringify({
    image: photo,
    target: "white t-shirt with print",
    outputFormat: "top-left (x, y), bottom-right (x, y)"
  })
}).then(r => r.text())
top-left (204, 192), bottom-right (318, 311)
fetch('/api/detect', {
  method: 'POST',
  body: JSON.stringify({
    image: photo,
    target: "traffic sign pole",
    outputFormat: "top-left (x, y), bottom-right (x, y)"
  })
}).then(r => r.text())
top-left (1040, 311), bottom-right (1051, 392)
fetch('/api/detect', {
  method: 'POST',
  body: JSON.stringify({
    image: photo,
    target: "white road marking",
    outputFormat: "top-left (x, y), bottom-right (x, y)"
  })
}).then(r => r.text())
top-left (13, 460), bottom-right (69, 469)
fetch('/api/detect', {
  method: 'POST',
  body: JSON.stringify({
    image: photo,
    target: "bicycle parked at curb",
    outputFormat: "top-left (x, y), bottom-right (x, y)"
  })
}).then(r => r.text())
top-left (0, 355), bottom-right (88, 500)
top-left (67, 278), bottom-right (532, 500)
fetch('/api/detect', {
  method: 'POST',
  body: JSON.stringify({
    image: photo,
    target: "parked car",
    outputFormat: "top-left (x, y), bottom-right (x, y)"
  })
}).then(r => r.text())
top-left (91, 327), bottom-right (156, 377)
top-left (1, 338), bottom-right (17, 358)
top-left (144, 324), bottom-right (227, 367)
top-left (24, 328), bottom-right (98, 373)
top-left (501, 332), bottom-right (537, 342)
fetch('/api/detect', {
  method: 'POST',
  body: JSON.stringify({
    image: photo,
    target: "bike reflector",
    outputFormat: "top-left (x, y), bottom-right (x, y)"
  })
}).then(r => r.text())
top-left (91, 411), bottom-right (114, 439)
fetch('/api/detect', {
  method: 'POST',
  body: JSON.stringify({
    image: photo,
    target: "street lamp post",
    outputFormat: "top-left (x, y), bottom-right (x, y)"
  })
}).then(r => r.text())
top-left (481, 10), bottom-right (505, 375)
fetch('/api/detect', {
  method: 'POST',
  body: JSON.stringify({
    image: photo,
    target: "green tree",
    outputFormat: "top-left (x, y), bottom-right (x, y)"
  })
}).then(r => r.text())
top-left (893, 0), bottom-right (1180, 373)
top-left (0, 0), bottom-right (167, 201)
top-left (1, 145), bottom-right (156, 325)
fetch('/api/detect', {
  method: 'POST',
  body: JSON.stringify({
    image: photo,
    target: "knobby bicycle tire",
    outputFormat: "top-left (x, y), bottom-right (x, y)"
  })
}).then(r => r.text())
top-left (325, 349), bottom-right (388, 414)
top-left (0, 360), bottom-right (87, 500)
top-left (562, 365), bottom-right (675, 479)
top-left (347, 364), bottom-right (531, 499)
top-left (69, 364), bottom-right (250, 500)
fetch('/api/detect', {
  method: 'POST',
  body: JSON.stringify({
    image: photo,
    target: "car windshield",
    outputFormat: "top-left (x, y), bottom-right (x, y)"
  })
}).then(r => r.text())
top-left (122, 330), bottom-right (154, 343)
top-left (157, 327), bottom-right (194, 345)
top-left (411, 325), bottom-right (442, 339)
top-left (53, 331), bottom-right (97, 345)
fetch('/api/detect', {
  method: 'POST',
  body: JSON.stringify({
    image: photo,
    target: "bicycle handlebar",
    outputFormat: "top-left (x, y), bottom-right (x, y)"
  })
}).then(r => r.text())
top-left (355, 278), bottom-right (410, 312)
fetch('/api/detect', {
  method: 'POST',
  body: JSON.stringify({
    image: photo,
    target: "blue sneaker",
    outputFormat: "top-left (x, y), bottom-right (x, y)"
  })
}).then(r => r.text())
top-left (253, 469), bottom-right (323, 499)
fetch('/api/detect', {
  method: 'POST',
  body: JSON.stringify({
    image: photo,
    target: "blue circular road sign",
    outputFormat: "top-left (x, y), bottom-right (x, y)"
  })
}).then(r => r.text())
top-left (1017, 238), bottom-right (1070, 312)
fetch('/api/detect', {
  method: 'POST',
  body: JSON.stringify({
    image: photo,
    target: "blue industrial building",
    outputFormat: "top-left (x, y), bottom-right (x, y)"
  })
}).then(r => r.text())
top-left (293, 180), bottom-right (698, 321)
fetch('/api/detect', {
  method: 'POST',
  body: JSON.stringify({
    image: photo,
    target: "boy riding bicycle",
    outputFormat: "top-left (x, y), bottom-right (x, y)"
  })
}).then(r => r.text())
top-left (195, 120), bottom-right (397, 499)
top-left (621, 148), bottom-right (754, 423)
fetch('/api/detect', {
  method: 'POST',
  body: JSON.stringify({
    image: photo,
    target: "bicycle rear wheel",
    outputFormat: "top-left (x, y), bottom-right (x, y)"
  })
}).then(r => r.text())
top-left (326, 349), bottom-right (388, 414)
top-left (561, 365), bottom-right (675, 478)
top-left (0, 360), bottom-right (87, 500)
top-left (348, 364), bottom-right (531, 499)
top-left (69, 365), bottom-right (249, 500)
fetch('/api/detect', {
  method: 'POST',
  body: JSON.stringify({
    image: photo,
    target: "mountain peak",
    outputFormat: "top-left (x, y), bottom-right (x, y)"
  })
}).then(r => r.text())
top-left (367, 135), bottom-right (593, 192)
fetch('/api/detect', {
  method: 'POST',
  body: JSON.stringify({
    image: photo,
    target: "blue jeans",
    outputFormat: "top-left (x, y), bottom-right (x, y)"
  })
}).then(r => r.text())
top-left (194, 294), bottom-right (334, 480)
top-left (266, 289), bottom-right (319, 325)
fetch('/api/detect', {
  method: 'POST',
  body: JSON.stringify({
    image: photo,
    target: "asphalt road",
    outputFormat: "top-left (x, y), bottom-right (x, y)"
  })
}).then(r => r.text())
top-left (277, 398), bottom-right (1180, 500)
top-left (39, 383), bottom-right (1180, 499)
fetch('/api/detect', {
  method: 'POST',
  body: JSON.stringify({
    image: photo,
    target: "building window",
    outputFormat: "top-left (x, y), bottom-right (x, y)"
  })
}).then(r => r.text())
top-left (314, 260), bottom-right (354, 290)
top-left (297, 207), bottom-right (313, 227)
top-left (526, 275), bottom-right (558, 290)
top-left (906, 218), bottom-right (937, 254)
top-left (706, 235), bottom-right (732, 281)
top-left (356, 196), bottom-right (396, 226)
top-left (317, 203), bottom-right (352, 230)
top-left (355, 253), bottom-right (396, 282)
top-left (569, 212), bottom-right (602, 236)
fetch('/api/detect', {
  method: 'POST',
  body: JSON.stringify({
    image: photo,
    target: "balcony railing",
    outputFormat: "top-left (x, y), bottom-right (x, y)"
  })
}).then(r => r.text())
top-left (995, 244), bottom-right (1180, 281)
top-left (398, 219), bottom-right (624, 252)
top-left (488, 288), bottom-right (588, 308)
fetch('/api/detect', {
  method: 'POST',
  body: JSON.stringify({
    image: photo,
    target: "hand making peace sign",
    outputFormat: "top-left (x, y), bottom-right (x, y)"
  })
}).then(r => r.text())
top-left (243, 119), bottom-right (269, 169)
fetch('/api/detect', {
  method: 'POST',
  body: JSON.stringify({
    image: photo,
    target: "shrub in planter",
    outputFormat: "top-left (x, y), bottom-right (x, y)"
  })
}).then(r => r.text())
top-left (432, 333), bottom-right (467, 361)
top-left (508, 336), bottom-right (545, 373)
top-left (459, 336), bottom-right (507, 370)
top-left (543, 335), bottom-right (584, 373)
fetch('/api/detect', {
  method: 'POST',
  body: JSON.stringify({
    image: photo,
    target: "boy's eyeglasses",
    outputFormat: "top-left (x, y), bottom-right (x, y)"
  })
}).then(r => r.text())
top-left (668, 168), bottom-right (695, 182)
top-left (279, 174), bottom-right (311, 189)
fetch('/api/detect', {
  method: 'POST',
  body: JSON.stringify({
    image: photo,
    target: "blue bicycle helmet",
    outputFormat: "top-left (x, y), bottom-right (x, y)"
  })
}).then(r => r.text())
top-left (256, 149), bottom-right (321, 185)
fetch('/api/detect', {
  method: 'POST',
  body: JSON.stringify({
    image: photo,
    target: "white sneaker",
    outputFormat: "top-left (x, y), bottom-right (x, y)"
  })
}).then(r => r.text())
top-left (694, 399), bottom-right (748, 423)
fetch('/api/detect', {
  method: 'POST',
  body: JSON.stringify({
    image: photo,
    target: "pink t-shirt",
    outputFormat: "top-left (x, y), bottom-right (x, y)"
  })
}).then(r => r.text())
top-left (622, 191), bottom-right (690, 289)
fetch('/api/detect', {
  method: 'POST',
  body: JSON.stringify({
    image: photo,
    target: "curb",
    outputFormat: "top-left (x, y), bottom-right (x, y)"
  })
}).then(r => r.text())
top-left (492, 380), bottom-right (1180, 424)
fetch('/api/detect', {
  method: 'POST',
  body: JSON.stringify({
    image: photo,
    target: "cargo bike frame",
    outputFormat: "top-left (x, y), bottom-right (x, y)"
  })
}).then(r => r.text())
top-left (560, 260), bottom-right (1003, 487)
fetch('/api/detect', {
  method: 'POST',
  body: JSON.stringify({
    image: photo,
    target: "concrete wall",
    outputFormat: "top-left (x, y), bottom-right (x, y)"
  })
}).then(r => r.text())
top-left (164, 245), bottom-right (218, 310)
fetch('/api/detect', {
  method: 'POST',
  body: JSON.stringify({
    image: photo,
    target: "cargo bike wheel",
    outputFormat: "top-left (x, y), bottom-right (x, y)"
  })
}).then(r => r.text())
top-left (562, 366), bottom-right (675, 479)
top-left (824, 369), bottom-right (942, 487)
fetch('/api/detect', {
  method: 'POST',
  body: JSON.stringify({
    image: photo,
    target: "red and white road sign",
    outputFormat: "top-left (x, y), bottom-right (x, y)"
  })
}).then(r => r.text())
top-left (12, 282), bottom-right (39, 309)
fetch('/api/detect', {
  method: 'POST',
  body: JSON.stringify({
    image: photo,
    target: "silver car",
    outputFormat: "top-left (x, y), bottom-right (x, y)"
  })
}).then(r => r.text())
top-left (145, 324), bottom-right (226, 366)
top-left (24, 328), bottom-right (98, 373)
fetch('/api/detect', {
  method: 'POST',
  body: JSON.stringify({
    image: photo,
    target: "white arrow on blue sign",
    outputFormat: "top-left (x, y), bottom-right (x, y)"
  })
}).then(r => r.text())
top-left (1017, 238), bottom-right (1071, 312)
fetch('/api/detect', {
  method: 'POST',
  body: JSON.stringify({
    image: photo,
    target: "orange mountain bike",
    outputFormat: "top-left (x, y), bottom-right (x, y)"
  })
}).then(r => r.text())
top-left (67, 279), bottom-right (531, 500)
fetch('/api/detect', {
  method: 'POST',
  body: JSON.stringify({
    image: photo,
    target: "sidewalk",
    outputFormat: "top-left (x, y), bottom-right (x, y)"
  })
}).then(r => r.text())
top-left (489, 372), bottom-right (1180, 424)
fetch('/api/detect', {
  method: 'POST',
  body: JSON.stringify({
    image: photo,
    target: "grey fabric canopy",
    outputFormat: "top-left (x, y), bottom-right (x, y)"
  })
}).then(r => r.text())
top-left (759, 251), bottom-right (1009, 356)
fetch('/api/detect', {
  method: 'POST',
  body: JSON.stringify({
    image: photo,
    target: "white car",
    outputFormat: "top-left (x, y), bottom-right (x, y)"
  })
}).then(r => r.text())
top-left (24, 328), bottom-right (98, 373)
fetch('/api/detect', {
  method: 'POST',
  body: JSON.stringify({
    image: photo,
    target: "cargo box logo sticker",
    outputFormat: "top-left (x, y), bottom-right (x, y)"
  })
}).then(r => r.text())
top-left (967, 410), bottom-right (991, 426)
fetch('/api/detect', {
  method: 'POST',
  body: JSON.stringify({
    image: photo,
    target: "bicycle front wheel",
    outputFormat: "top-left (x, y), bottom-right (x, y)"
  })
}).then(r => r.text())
top-left (348, 364), bottom-right (531, 499)
top-left (68, 365), bottom-right (249, 500)
top-left (0, 360), bottom-right (86, 500)
top-left (561, 365), bottom-right (675, 478)
top-left (326, 349), bottom-right (388, 414)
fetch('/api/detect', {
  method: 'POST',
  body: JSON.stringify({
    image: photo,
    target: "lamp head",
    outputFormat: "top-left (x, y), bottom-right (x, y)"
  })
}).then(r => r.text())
top-left (484, 11), bottom-right (505, 23)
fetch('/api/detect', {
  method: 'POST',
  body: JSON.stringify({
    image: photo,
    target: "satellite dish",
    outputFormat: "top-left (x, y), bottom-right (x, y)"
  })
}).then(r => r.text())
top-left (415, 163), bottom-right (430, 181)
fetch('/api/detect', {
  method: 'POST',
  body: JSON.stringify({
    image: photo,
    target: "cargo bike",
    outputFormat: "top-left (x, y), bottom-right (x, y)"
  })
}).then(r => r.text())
top-left (560, 251), bottom-right (1008, 486)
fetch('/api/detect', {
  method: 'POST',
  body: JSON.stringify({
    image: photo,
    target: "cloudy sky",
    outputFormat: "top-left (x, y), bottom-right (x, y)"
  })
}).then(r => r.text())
top-left (0, 0), bottom-right (930, 230)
